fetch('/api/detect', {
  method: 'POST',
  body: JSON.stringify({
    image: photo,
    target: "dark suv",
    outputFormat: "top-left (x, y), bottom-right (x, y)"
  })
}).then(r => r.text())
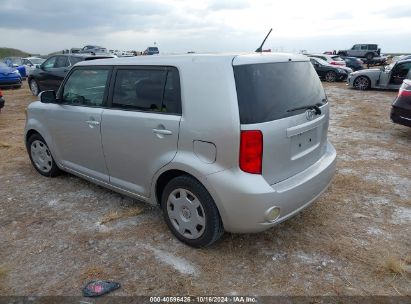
top-left (28, 54), bottom-right (113, 95)
top-left (143, 47), bottom-right (159, 55)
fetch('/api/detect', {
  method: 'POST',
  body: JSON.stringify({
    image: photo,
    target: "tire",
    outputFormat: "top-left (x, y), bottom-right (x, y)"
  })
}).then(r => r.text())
top-left (27, 133), bottom-right (61, 177)
top-left (29, 79), bottom-right (40, 96)
top-left (325, 71), bottom-right (337, 82)
top-left (365, 53), bottom-right (374, 61)
top-left (353, 76), bottom-right (370, 90)
top-left (161, 175), bottom-right (224, 248)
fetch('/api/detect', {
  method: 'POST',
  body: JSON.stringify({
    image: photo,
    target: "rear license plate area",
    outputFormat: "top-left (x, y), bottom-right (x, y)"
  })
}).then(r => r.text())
top-left (290, 128), bottom-right (319, 160)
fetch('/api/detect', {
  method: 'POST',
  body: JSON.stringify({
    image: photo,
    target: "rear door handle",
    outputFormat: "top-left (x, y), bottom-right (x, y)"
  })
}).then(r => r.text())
top-left (153, 128), bottom-right (172, 135)
top-left (86, 120), bottom-right (100, 125)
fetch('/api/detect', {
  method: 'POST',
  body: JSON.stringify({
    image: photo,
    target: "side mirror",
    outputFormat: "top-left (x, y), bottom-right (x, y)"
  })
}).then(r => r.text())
top-left (39, 90), bottom-right (57, 103)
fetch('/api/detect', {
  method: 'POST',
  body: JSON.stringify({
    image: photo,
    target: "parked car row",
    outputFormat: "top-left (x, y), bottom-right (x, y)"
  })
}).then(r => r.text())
top-left (0, 62), bottom-right (22, 88)
top-left (308, 56), bottom-right (352, 82)
top-left (28, 54), bottom-right (114, 95)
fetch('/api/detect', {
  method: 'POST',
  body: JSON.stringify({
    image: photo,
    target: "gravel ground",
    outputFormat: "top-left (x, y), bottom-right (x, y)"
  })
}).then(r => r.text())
top-left (0, 81), bottom-right (410, 296)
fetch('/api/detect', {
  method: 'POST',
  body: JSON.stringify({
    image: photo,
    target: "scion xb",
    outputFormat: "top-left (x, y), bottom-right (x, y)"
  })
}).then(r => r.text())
top-left (25, 53), bottom-right (336, 247)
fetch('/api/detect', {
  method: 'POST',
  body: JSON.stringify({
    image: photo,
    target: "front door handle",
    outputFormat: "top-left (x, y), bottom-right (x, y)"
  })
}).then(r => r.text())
top-left (86, 120), bottom-right (100, 128)
top-left (153, 128), bottom-right (172, 135)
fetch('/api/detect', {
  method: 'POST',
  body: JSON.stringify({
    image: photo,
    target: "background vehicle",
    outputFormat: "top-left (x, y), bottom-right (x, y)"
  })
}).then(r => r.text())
top-left (392, 55), bottom-right (411, 63)
top-left (309, 57), bottom-right (352, 82)
top-left (25, 53), bottom-right (336, 247)
top-left (347, 59), bottom-right (411, 90)
top-left (0, 62), bottom-right (22, 88)
top-left (28, 54), bottom-right (114, 95)
top-left (338, 44), bottom-right (381, 60)
top-left (0, 89), bottom-right (4, 111)
top-left (143, 46), bottom-right (159, 55)
top-left (341, 56), bottom-right (363, 71)
top-left (391, 79), bottom-right (411, 127)
top-left (307, 54), bottom-right (346, 66)
top-left (3, 57), bottom-right (27, 78)
top-left (79, 45), bottom-right (108, 54)
top-left (22, 57), bottom-right (45, 76)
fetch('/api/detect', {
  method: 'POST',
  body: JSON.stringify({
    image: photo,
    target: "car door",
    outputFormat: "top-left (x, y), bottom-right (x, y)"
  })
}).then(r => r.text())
top-left (101, 66), bottom-right (182, 197)
top-left (389, 62), bottom-right (411, 88)
top-left (310, 58), bottom-right (325, 78)
top-left (52, 56), bottom-right (71, 90)
top-left (46, 66), bottom-right (112, 182)
top-left (36, 56), bottom-right (57, 90)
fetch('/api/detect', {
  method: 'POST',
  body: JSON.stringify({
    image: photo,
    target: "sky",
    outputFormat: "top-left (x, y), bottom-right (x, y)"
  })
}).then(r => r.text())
top-left (0, 0), bottom-right (410, 55)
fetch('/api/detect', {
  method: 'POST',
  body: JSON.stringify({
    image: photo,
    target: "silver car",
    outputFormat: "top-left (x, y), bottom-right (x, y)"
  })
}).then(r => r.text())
top-left (25, 53), bottom-right (336, 247)
top-left (347, 59), bottom-right (411, 90)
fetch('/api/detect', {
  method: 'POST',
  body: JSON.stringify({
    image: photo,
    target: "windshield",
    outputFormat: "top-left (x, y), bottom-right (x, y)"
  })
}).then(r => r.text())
top-left (29, 58), bottom-right (44, 64)
top-left (234, 61), bottom-right (327, 124)
top-left (331, 55), bottom-right (343, 61)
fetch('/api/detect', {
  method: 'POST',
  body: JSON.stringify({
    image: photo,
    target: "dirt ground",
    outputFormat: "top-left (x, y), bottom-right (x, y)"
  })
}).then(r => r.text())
top-left (0, 81), bottom-right (410, 297)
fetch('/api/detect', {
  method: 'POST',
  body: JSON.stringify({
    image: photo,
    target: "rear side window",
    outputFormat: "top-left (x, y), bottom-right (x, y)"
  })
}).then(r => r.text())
top-left (55, 56), bottom-right (69, 68)
top-left (62, 69), bottom-right (109, 106)
top-left (70, 57), bottom-right (83, 65)
top-left (112, 67), bottom-right (181, 114)
top-left (234, 61), bottom-right (327, 124)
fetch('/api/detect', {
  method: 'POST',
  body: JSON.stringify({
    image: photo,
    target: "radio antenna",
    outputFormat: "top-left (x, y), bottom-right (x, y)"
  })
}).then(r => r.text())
top-left (255, 28), bottom-right (273, 53)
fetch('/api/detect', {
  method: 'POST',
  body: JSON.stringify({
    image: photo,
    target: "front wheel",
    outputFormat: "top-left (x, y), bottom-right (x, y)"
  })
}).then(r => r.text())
top-left (325, 71), bottom-right (337, 82)
top-left (161, 175), bottom-right (224, 248)
top-left (27, 133), bottom-right (61, 177)
top-left (353, 76), bottom-right (370, 90)
top-left (29, 79), bottom-right (40, 96)
top-left (365, 53), bottom-right (374, 61)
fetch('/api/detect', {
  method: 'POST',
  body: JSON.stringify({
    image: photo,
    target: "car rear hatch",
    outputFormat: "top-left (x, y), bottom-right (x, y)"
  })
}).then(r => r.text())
top-left (233, 56), bottom-right (329, 185)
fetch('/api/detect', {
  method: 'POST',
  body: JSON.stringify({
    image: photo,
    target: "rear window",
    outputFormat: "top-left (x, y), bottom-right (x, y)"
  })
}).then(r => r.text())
top-left (234, 61), bottom-right (327, 124)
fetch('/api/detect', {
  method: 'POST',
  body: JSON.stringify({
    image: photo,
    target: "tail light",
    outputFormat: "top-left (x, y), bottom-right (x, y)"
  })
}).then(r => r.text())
top-left (398, 87), bottom-right (411, 98)
top-left (239, 130), bottom-right (263, 174)
top-left (0, 90), bottom-right (3, 98)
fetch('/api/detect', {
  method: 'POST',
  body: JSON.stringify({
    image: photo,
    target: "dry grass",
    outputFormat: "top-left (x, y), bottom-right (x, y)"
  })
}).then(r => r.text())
top-left (386, 257), bottom-right (406, 275)
top-left (83, 266), bottom-right (109, 280)
top-left (0, 266), bottom-right (9, 278)
top-left (0, 141), bottom-right (11, 148)
top-left (99, 206), bottom-right (143, 225)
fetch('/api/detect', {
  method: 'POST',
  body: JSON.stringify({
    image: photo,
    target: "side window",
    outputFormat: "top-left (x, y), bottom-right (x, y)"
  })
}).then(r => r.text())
top-left (55, 56), bottom-right (69, 68)
top-left (162, 68), bottom-right (182, 114)
top-left (43, 57), bottom-right (57, 69)
top-left (352, 45), bottom-right (360, 50)
top-left (112, 69), bottom-right (166, 112)
top-left (62, 69), bottom-right (109, 106)
top-left (69, 56), bottom-right (83, 65)
top-left (361, 45), bottom-right (368, 50)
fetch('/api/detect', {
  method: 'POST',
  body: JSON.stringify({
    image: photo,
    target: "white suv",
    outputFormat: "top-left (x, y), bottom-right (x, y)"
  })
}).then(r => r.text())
top-left (25, 53), bottom-right (336, 247)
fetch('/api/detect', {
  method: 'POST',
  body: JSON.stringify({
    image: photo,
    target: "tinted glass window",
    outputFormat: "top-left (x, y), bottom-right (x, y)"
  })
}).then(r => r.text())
top-left (162, 69), bottom-right (182, 114)
top-left (62, 69), bottom-right (109, 106)
top-left (234, 62), bottom-right (327, 124)
top-left (361, 45), bottom-right (368, 50)
top-left (43, 57), bottom-right (56, 69)
top-left (368, 45), bottom-right (377, 50)
top-left (112, 69), bottom-right (166, 112)
top-left (55, 56), bottom-right (69, 68)
top-left (70, 57), bottom-right (83, 65)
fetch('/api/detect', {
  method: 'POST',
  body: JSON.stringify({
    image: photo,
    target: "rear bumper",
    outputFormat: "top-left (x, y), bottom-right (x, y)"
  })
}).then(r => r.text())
top-left (206, 141), bottom-right (337, 233)
top-left (391, 106), bottom-right (411, 127)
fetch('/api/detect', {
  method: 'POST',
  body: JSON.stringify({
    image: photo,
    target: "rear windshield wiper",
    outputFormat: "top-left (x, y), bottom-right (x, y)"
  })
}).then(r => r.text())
top-left (287, 102), bottom-right (325, 115)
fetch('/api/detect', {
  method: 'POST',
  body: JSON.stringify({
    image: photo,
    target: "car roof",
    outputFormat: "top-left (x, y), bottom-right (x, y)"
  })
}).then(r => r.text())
top-left (75, 52), bottom-right (310, 67)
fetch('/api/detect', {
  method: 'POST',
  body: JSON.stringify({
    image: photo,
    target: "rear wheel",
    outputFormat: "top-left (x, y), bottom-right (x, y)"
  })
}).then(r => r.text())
top-left (161, 175), bottom-right (224, 248)
top-left (27, 133), bottom-right (60, 177)
top-left (365, 52), bottom-right (374, 61)
top-left (29, 79), bottom-right (40, 96)
top-left (353, 76), bottom-right (370, 90)
top-left (325, 71), bottom-right (337, 82)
